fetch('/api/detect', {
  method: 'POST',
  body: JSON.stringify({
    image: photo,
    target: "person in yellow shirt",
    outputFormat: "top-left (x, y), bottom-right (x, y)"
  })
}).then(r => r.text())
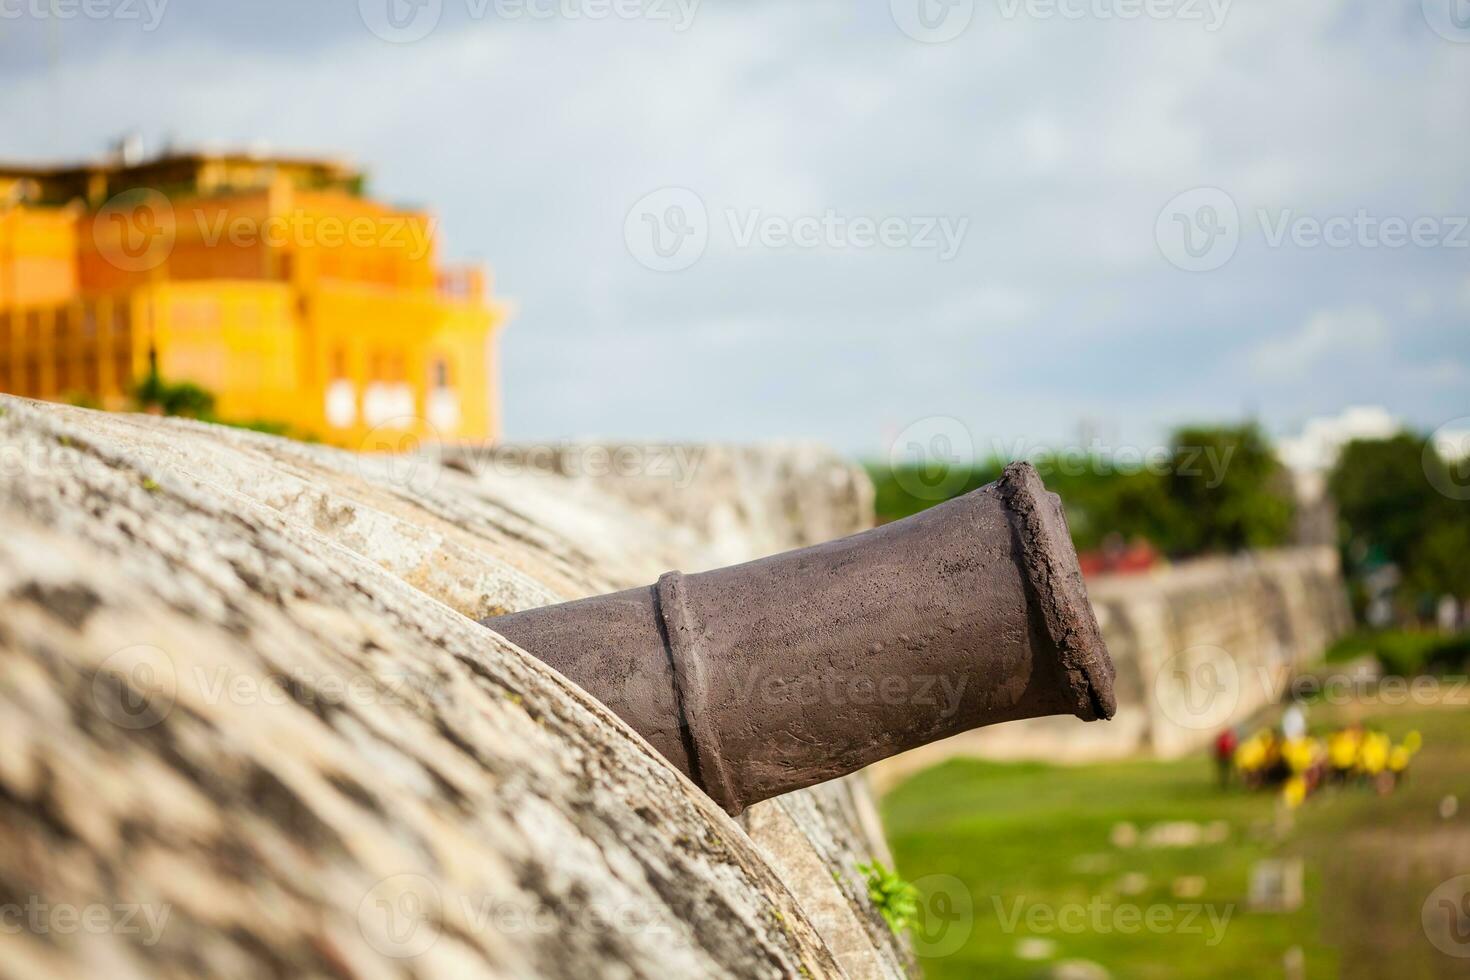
top-left (1282, 736), bottom-right (1320, 775)
top-left (1359, 731), bottom-right (1390, 776)
top-left (1327, 726), bottom-right (1361, 780)
top-left (1283, 775), bottom-right (1308, 809)
top-left (1386, 730), bottom-right (1422, 788)
top-left (1234, 730), bottom-right (1271, 789)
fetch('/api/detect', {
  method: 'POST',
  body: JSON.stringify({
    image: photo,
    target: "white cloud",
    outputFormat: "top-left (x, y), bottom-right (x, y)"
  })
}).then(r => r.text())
top-left (1277, 405), bottom-right (1400, 473)
top-left (1413, 360), bottom-right (1468, 388)
top-left (3, 1), bottom-right (1469, 451)
top-left (1435, 427), bottom-right (1470, 463)
top-left (932, 284), bottom-right (1039, 332)
top-left (1250, 308), bottom-right (1388, 379)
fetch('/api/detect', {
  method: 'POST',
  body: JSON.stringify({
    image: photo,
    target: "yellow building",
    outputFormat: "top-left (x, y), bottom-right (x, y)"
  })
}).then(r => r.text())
top-left (0, 149), bottom-right (507, 446)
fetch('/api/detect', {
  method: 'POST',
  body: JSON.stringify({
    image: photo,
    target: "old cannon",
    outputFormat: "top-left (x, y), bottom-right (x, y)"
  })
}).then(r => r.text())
top-left (483, 461), bottom-right (1114, 814)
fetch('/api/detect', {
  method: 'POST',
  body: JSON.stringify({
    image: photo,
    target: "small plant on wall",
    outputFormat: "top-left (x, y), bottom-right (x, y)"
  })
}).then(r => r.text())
top-left (858, 861), bottom-right (921, 934)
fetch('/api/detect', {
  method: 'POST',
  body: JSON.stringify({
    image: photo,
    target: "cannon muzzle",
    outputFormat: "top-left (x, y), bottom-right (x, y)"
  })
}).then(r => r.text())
top-left (483, 462), bottom-right (1114, 814)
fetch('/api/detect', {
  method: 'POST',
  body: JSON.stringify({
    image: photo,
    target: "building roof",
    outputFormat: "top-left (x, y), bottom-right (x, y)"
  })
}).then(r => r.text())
top-left (0, 148), bottom-right (358, 180)
top-left (0, 148), bottom-right (365, 207)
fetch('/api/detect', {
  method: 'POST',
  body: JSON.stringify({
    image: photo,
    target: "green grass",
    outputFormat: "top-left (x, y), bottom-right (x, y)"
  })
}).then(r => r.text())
top-left (1325, 629), bottom-right (1470, 677)
top-left (881, 705), bottom-right (1470, 979)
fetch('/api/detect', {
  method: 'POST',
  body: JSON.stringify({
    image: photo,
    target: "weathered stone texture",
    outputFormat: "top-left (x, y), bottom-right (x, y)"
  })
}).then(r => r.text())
top-left (460, 442), bottom-right (875, 569)
top-left (741, 781), bottom-right (915, 979)
top-left (0, 396), bottom-right (902, 979)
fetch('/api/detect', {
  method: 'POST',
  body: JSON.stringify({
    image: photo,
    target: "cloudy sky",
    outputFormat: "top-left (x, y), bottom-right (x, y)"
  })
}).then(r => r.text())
top-left (3, 0), bottom-right (1467, 458)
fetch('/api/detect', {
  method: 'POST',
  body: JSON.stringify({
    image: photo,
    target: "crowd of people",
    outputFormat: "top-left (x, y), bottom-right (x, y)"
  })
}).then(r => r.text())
top-left (1213, 714), bottom-right (1422, 808)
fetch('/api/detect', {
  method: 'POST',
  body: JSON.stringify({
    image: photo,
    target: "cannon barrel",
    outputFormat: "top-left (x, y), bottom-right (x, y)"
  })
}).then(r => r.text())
top-left (482, 461), bottom-right (1114, 814)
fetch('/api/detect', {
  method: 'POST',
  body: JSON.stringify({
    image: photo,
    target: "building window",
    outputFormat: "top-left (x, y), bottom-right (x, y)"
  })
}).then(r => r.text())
top-left (325, 378), bottom-right (357, 429)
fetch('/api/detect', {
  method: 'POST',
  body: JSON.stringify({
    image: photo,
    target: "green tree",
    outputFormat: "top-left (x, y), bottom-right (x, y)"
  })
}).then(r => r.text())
top-left (1164, 423), bottom-right (1294, 554)
top-left (133, 371), bottom-right (216, 419)
top-left (1330, 434), bottom-right (1470, 605)
top-left (1039, 464), bottom-right (1184, 554)
top-left (867, 422), bottom-right (1295, 558)
top-left (1330, 435), bottom-right (1433, 567)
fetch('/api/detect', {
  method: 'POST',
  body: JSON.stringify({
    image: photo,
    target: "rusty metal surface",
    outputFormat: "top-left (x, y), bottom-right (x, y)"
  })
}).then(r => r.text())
top-left (483, 461), bottom-right (1115, 813)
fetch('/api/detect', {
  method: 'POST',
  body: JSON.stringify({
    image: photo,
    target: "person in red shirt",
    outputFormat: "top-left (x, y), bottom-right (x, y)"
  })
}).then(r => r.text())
top-left (1214, 727), bottom-right (1238, 789)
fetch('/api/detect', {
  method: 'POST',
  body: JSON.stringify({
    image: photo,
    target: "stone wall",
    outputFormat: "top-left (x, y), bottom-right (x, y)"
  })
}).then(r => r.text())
top-left (0, 396), bottom-right (909, 979)
top-left (453, 441), bottom-right (876, 569)
top-left (474, 439), bottom-right (911, 980)
top-left (870, 547), bottom-right (1353, 789)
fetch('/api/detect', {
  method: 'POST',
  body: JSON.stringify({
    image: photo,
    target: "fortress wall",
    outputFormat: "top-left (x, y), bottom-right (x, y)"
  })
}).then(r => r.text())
top-left (0, 397), bottom-right (910, 980)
